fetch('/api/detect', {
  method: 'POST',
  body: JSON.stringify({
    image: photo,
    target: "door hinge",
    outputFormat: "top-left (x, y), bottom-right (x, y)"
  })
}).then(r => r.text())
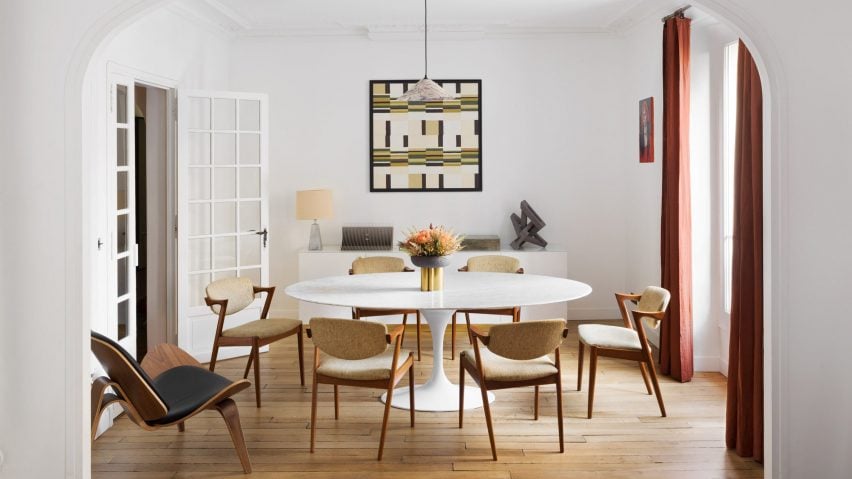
top-left (97, 238), bottom-right (104, 250)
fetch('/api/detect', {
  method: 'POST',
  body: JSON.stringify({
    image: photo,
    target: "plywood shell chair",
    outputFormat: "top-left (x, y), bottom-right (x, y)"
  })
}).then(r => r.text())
top-left (459, 319), bottom-right (568, 460)
top-left (205, 277), bottom-right (305, 407)
top-left (577, 286), bottom-right (671, 418)
top-left (90, 332), bottom-right (253, 473)
top-left (307, 317), bottom-right (415, 460)
top-left (451, 255), bottom-right (524, 359)
top-left (349, 256), bottom-right (422, 360)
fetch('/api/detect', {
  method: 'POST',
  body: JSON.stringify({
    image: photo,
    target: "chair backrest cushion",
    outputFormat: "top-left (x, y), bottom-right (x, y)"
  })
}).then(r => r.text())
top-left (206, 277), bottom-right (255, 315)
top-left (487, 319), bottom-right (566, 360)
top-left (351, 256), bottom-right (406, 274)
top-left (309, 317), bottom-right (388, 360)
top-left (466, 255), bottom-right (521, 273)
top-left (90, 331), bottom-right (168, 421)
top-left (638, 286), bottom-right (671, 313)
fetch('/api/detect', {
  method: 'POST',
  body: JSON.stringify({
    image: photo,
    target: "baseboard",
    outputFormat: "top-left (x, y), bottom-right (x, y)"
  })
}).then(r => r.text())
top-left (565, 308), bottom-right (620, 321)
top-left (718, 358), bottom-right (729, 377)
top-left (694, 355), bottom-right (722, 373)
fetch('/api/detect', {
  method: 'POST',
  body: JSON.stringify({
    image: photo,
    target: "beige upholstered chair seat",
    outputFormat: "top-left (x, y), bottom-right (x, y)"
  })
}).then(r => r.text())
top-left (578, 324), bottom-right (642, 351)
top-left (317, 349), bottom-right (412, 381)
top-left (222, 318), bottom-right (302, 339)
top-left (463, 348), bottom-right (556, 381)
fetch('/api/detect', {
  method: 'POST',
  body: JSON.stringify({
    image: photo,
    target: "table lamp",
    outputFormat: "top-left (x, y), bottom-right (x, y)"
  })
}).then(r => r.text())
top-left (296, 189), bottom-right (333, 251)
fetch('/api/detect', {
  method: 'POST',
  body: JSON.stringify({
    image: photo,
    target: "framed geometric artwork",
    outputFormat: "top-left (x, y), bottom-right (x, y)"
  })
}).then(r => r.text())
top-left (639, 96), bottom-right (654, 163)
top-left (370, 79), bottom-right (482, 192)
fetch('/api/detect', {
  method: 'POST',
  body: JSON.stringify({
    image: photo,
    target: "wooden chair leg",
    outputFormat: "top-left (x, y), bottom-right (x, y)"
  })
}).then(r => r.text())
top-left (215, 398), bottom-right (252, 474)
top-left (252, 339), bottom-right (261, 408)
top-left (409, 361), bottom-right (415, 427)
top-left (378, 382), bottom-right (394, 460)
top-left (577, 341), bottom-right (584, 391)
top-left (639, 361), bottom-right (653, 395)
top-left (333, 385), bottom-right (339, 420)
top-left (451, 313), bottom-right (457, 360)
top-left (465, 313), bottom-right (472, 344)
top-left (645, 354), bottom-right (667, 417)
top-left (242, 353), bottom-right (253, 379)
top-left (480, 383), bottom-right (498, 461)
top-left (533, 386), bottom-right (538, 421)
top-left (556, 374), bottom-right (564, 453)
top-left (401, 313), bottom-right (409, 348)
top-left (587, 347), bottom-right (598, 419)
top-left (310, 374), bottom-right (319, 453)
top-left (458, 360), bottom-right (465, 428)
top-left (177, 422), bottom-right (186, 432)
top-left (416, 312), bottom-right (422, 361)
top-left (297, 326), bottom-right (306, 386)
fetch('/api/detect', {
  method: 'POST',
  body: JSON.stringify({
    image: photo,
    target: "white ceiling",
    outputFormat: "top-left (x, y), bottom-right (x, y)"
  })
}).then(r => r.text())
top-left (174, 0), bottom-right (695, 37)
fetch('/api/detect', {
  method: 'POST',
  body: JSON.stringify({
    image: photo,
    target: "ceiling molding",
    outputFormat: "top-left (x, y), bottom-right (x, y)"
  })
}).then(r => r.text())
top-left (201, 0), bottom-right (254, 30)
top-left (165, 1), bottom-right (236, 38)
top-left (606, 0), bottom-right (680, 34)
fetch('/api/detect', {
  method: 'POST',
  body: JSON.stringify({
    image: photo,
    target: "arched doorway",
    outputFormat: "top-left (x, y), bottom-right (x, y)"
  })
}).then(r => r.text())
top-left (64, 0), bottom-right (784, 476)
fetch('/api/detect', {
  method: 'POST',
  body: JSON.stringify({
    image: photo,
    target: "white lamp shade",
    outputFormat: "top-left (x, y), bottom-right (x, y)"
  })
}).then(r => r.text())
top-left (296, 189), bottom-right (334, 220)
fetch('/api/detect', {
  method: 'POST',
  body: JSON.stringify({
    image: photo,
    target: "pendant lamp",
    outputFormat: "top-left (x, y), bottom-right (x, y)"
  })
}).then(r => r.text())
top-left (396, 0), bottom-right (456, 101)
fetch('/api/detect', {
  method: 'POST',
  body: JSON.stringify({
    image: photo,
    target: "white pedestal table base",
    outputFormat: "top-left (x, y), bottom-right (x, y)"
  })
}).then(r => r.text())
top-left (380, 308), bottom-right (495, 411)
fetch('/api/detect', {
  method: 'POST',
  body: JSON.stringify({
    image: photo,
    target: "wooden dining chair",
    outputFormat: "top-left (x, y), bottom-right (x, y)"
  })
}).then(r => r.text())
top-left (450, 255), bottom-right (524, 359)
top-left (349, 256), bottom-right (422, 360)
top-left (205, 277), bottom-right (305, 407)
top-left (307, 317), bottom-right (415, 460)
top-left (459, 319), bottom-right (568, 460)
top-left (90, 332), bottom-right (253, 473)
top-left (577, 286), bottom-right (671, 418)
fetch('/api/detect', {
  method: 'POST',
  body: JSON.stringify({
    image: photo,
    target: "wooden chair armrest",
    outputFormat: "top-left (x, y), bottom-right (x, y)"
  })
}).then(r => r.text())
top-left (468, 324), bottom-right (491, 345)
top-left (615, 292), bottom-right (642, 304)
top-left (204, 297), bottom-right (228, 308)
top-left (562, 327), bottom-right (570, 338)
top-left (386, 324), bottom-right (405, 343)
top-left (305, 328), bottom-right (312, 338)
top-left (458, 265), bottom-right (469, 272)
top-left (253, 285), bottom-right (275, 296)
top-left (141, 343), bottom-right (203, 378)
top-left (403, 266), bottom-right (414, 272)
top-left (516, 267), bottom-right (525, 274)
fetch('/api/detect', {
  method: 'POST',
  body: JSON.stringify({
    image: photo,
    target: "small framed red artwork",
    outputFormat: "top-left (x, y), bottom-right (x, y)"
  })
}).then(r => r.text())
top-left (639, 97), bottom-right (654, 163)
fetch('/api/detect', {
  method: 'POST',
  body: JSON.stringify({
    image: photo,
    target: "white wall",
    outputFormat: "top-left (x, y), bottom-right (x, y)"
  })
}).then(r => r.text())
top-left (2, 0), bottom-right (852, 477)
top-left (229, 34), bottom-right (631, 320)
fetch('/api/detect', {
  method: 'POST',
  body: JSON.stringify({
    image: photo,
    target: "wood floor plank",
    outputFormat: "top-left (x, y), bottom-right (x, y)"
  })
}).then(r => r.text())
top-left (92, 321), bottom-right (762, 478)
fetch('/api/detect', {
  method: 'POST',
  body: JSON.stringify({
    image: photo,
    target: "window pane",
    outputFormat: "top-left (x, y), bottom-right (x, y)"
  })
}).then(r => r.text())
top-left (214, 167), bottom-right (236, 200)
top-left (239, 133), bottom-right (260, 165)
top-left (214, 202), bottom-right (236, 235)
top-left (117, 214), bottom-right (128, 253)
top-left (189, 132), bottom-right (211, 165)
top-left (214, 236), bottom-right (237, 269)
top-left (214, 133), bottom-right (236, 165)
top-left (240, 234), bottom-right (261, 267)
top-left (240, 267), bottom-right (261, 287)
top-left (239, 201), bottom-right (261, 232)
top-left (239, 100), bottom-right (261, 131)
top-left (240, 167), bottom-right (260, 198)
top-left (189, 203), bottom-right (211, 236)
top-left (188, 97), bottom-right (211, 130)
top-left (117, 129), bottom-right (128, 166)
top-left (189, 273), bottom-right (211, 307)
top-left (117, 171), bottom-right (128, 210)
top-left (117, 256), bottom-right (129, 296)
top-left (117, 299), bottom-right (130, 340)
top-left (189, 168), bottom-right (211, 201)
top-left (116, 85), bottom-right (127, 124)
top-left (214, 98), bottom-right (237, 130)
top-left (189, 238), bottom-right (211, 272)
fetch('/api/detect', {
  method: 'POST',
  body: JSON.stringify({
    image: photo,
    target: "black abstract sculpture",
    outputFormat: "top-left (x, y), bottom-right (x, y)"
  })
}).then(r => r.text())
top-left (510, 200), bottom-right (547, 250)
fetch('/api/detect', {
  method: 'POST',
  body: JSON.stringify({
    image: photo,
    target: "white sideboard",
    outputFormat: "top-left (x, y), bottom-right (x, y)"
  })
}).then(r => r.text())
top-left (297, 247), bottom-right (570, 324)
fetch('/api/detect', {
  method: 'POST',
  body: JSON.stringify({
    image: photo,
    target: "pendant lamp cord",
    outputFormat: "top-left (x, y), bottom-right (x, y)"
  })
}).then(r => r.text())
top-left (424, 0), bottom-right (428, 79)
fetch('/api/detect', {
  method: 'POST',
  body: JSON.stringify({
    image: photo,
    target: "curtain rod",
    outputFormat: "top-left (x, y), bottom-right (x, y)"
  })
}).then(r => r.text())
top-left (661, 5), bottom-right (691, 22)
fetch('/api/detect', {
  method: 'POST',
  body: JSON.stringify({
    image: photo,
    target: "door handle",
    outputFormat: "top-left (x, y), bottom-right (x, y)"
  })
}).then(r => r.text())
top-left (253, 228), bottom-right (268, 248)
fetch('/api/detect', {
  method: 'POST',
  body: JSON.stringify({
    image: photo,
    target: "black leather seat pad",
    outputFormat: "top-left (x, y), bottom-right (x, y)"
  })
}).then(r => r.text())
top-left (149, 365), bottom-right (233, 425)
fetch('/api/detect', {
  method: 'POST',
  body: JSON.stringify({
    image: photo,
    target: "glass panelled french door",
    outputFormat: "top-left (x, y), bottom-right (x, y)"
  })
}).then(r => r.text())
top-left (108, 74), bottom-right (137, 356)
top-left (178, 91), bottom-right (269, 359)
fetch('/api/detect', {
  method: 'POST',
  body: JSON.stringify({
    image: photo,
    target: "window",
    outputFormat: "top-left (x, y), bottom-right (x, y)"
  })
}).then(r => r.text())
top-left (722, 41), bottom-right (739, 313)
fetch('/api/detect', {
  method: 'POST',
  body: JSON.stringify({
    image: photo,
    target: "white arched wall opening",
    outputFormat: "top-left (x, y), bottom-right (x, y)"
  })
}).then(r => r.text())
top-left (63, 0), bottom-right (785, 476)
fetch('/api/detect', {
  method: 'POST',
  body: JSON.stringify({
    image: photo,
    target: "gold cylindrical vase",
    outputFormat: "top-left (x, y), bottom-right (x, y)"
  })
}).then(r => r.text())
top-left (420, 266), bottom-right (444, 291)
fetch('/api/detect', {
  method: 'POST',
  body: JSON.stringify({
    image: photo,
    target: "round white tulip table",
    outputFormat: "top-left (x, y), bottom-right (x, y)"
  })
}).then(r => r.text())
top-left (285, 272), bottom-right (592, 412)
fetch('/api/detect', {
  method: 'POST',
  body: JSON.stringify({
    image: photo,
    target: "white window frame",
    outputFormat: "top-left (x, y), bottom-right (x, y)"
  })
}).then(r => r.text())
top-left (722, 41), bottom-right (739, 314)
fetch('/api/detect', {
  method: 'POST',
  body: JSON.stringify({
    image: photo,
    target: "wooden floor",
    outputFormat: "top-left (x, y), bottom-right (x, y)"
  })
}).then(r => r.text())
top-left (93, 321), bottom-right (763, 478)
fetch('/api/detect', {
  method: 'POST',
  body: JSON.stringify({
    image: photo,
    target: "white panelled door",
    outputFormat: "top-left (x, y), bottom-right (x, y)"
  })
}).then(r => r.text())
top-left (177, 91), bottom-right (270, 361)
top-left (108, 73), bottom-right (137, 357)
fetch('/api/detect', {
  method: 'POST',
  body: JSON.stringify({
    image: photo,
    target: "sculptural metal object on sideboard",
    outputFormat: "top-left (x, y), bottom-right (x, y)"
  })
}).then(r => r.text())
top-left (510, 200), bottom-right (548, 250)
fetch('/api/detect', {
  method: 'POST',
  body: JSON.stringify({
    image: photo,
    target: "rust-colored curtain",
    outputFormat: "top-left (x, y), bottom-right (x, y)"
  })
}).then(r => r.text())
top-left (660, 16), bottom-right (693, 383)
top-left (726, 40), bottom-right (764, 462)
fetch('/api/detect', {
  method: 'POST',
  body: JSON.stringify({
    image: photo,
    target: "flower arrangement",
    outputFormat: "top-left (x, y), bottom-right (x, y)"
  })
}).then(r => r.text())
top-left (399, 224), bottom-right (464, 257)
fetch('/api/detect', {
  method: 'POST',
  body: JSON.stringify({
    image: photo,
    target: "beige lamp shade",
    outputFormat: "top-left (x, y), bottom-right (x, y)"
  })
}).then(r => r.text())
top-left (296, 189), bottom-right (333, 220)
